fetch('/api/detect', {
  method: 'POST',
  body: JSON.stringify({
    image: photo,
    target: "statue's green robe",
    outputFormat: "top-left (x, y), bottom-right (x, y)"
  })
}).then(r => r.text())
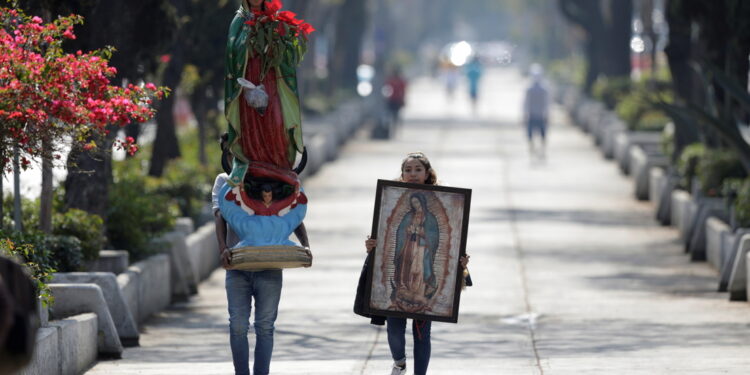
top-left (224, 6), bottom-right (304, 169)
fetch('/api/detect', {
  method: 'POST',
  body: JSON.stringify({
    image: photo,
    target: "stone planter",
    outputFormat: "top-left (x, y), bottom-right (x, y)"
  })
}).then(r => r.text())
top-left (726, 233), bottom-right (750, 300)
top-left (718, 228), bottom-right (750, 295)
top-left (671, 190), bottom-right (693, 243)
top-left (614, 131), bottom-right (662, 176)
top-left (600, 118), bottom-right (627, 160)
top-left (705, 216), bottom-right (731, 270)
top-left (592, 111), bottom-right (617, 148)
top-left (650, 167), bottom-right (666, 210)
top-left (157, 231), bottom-right (198, 302)
top-left (16, 327), bottom-right (58, 375)
top-left (686, 198), bottom-right (725, 260)
top-left (51, 272), bottom-right (139, 346)
top-left (186, 223), bottom-right (220, 282)
top-left (48, 283), bottom-right (123, 357)
top-left (629, 146), bottom-right (668, 201)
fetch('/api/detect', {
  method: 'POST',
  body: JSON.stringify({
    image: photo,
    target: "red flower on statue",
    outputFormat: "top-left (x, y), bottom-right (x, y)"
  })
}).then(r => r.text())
top-left (278, 10), bottom-right (296, 23)
top-left (276, 23), bottom-right (286, 37)
top-left (299, 23), bottom-right (315, 35)
top-left (265, 0), bottom-right (282, 15)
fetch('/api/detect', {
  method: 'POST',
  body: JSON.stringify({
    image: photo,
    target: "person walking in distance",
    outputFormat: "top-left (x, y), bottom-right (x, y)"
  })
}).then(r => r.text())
top-left (523, 64), bottom-right (550, 158)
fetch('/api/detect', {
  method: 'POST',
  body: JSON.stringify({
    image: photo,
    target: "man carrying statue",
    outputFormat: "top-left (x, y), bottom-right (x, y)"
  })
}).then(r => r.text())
top-left (214, 1), bottom-right (315, 374)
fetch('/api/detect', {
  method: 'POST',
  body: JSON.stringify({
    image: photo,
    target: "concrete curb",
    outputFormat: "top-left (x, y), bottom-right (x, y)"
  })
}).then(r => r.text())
top-left (686, 199), bottom-right (725, 260)
top-left (600, 118), bottom-right (627, 159)
top-left (16, 327), bottom-right (58, 375)
top-left (727, 233), bottom-right (750, 300)
top-left (49, 313), bottom-right (98, 375)
top-left (671, 190), bottom-right (692, 243)
top-left (48, 284), bottom-right (123, 357)
top-left (614, 131), bottom-right (662, 176)
top-left (51, 272), bottom-right (139, 346)
top-left (129, 254), bottom-right (171, 323)
top-left (158, 231), bottom-right (198, 302)
top-left (185, 223), bottom-right (220, 282)
top-left (706, 217), bottom-right (731, 270)
top-left (116, 268), bottom-right (139, 330)
top-left (649, 167), bottom-right (666, 210)
top-left (629, 146), bottom-right (668, 201)
top-left (174, 217), bottom-right (195, 236)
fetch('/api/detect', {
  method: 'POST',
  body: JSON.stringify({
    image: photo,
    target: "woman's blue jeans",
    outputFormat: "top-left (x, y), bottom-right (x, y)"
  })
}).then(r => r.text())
top-left (386, 317), bottom-right (431, 375)
top-left (225, 269), bottom-right (282, 375)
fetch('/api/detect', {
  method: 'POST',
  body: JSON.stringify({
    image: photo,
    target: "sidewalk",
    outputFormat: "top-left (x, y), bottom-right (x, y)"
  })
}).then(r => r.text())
top-left (86, 68), bottom-right (750, 374)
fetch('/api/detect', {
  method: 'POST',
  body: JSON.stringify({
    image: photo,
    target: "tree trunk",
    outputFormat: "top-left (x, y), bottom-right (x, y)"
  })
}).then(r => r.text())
top-left (664, 0), bottom-right (701, 161)
top-left (330, 0), bottom-right (368, 94)
top-left (148, 0), bottom-right (188, 177)
top-left (601, 0), bottom-right (633, 78)
top-left (148, 52), bottom-right (183, 176)
top-left (559, 0), bottom-right (605, 93)
top-left (39, 142), bottom-right (52, 234)
top-left (12, 147), bottom-right (22, 232)
top-left (190, 85), bottom-right (211, 166)
top-left (64, 131), bottom-right (116, 221)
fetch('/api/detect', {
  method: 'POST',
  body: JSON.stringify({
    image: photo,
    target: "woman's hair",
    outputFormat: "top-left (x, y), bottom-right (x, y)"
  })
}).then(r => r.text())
top-left (400, 152), bottom-right (438, 185)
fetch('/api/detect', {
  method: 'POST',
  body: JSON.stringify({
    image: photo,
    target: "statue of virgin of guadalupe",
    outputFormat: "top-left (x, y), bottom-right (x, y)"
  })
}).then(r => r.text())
top-left (224, 0), bottom-right (311, 187)
top-left (220, 0), bottom-right (315, 261)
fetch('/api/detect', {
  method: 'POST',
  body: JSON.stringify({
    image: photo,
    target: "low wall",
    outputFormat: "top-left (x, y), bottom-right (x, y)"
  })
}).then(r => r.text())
top-left (706, 217), bottom-right (731, 270)
top-left (16, 327), bottom-right (58, 375)
top-left (186, 223), bottom-right (220, 282)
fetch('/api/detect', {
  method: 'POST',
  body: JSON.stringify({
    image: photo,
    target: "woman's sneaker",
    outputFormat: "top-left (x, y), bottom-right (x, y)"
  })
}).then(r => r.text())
top-left (390, 362), bottom-right (406, 375)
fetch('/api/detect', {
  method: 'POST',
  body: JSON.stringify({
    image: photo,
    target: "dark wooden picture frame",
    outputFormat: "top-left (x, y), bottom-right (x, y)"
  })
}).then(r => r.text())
top-left (364, 179), bottom-right (472, 323)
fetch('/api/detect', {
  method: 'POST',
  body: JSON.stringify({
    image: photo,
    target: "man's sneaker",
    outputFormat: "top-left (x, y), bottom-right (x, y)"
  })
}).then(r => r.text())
top-left (390, 362), bottom-right (406, 375)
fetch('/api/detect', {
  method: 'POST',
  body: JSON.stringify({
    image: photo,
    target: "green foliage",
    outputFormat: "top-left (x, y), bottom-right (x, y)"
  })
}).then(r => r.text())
top-left (696, 148), bottom-right (747, 197)
top-left (592, 76), bottom-right (631, 109)
top-left (546, 55), bottom-right (586, 87)
top-left (730, 178), bottom-right (750, 228)
top-left (677, 143), bottom-right (706, 190)
top-left (157, 158), bottom-right (214, 223)
top-left (660, 123), bottom-right (675, 161)
top-left (614, 79), bottom-right (673, 132)
top-left (2, 194), bottom-right (39, 231)
top-left (0, 233), bottom-right (56, 307)
top-left (635, 111), bottom-right (671, 132)
top-left (52, 209), bottom-right (104, 262)
top-left (108, 159), bottom-right (178, 261)
top-left (43, 235), bottom-right (83, 272)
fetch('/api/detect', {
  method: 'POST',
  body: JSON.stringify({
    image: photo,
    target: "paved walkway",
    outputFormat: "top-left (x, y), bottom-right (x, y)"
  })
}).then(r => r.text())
top-left (87, 68), bottom-right (750, 374)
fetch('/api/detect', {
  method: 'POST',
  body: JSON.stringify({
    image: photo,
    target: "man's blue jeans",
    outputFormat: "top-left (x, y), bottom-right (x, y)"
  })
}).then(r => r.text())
top-left (386, 317), bottom-right (431, 375)
top-left (226, 269), bottom-right (282, 375)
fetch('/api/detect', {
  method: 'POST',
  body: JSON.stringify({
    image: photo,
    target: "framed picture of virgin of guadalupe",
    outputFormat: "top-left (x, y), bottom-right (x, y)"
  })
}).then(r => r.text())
top-left (364, 179), bottom-right (472, 323)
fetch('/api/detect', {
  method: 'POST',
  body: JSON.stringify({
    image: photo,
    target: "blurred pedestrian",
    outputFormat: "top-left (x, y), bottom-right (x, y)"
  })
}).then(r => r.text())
top-left (384, 68), bottom-right (408, 129)
top-left (523, 64), bottom-right (550, 157)
top-left (358, 152), bottom-right (470, 375)
top-left (441, 63), bottom-right (459, 100)
top-left (465, 56), bottom-right (483, 113)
